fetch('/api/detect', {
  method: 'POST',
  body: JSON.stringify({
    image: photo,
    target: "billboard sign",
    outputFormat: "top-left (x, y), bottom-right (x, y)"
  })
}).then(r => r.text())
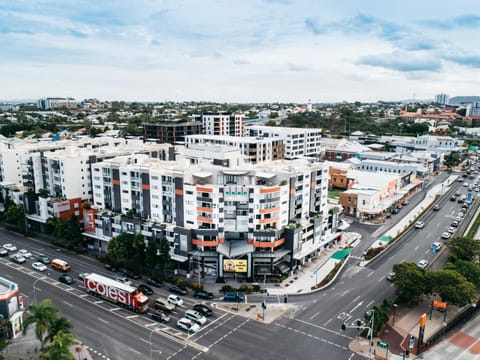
top-left (223, 259), bottom-right (247, 273)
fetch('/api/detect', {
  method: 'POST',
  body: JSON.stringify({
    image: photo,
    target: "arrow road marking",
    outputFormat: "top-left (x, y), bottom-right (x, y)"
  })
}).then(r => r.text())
top-left (349, 301), bottom-right (363, 313)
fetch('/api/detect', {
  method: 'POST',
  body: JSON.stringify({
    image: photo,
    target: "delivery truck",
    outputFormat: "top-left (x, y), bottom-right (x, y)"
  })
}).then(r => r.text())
top-left (84, 273), bottom-right (149, 313)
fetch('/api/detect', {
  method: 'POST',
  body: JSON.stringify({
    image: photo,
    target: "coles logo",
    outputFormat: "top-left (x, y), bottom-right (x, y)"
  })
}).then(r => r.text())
top-left (86, 279), bottom-right (130, 305)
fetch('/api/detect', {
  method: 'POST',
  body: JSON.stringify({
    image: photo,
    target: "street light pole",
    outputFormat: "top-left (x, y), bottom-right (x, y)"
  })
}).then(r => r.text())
top-left (149, 328), bottom-right (162, 360)
top-left (393, 304), bottom-right (398, 325)
top-left (368, 309), bottom-right (375, 357)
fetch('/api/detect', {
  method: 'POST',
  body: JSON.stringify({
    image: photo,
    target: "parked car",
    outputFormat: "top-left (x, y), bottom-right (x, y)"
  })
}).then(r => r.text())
top-left (36, 255), bottom-right (50, 264)
top-left (32, 262), bottom-right (48, 272)
top-left (417, 260), bottom-right (429, 269)
top-left (386, 272), bottom-right (396, 282)
top-left (441, 232), bottom-right (451, 239)
top-left (447, 226), bottom-right (456, 234)
top-left (176, 318), bottom-right (201, 333)
top-left (137, 284), bottom-right (154, 296)
top-left (123, 270), bottom-right (141, 280)
top-left (433, 204), bottom-right (441, 211)
top-left (432, 242), bottom-right (442, 251)
top-left (0, 247), bottom-right (8, 257)
top-left (9, 253), bottom-right (26, 264)
top-left (18, 249), bottom-right (32, 258)
top-left (3, 243), bottom-right (17, 252)
top-left (392, 207), bottom-right (400, 214)
top-left (58, 274), bottom-right (74, 285)
top-left (450, 196), bottom-right (456, 201)
top-left (194, 290), bottom-right (214, 300)
top-left (169, 284), bottom-right (188, 295)
top-left (185, 309), bottom-right (207, 325)
top-left (193, 304), bottom-right (213, 317)
top-left (414, 221), bottom-right (425, 229)
top-left (146, 278), bottom-right (163, 287)
top-left (167, 294), bottom-right (184, 306)
top-left (451, 221), bottom-right (459, 227)
top-left (151, 310), bottom-right (170, 323)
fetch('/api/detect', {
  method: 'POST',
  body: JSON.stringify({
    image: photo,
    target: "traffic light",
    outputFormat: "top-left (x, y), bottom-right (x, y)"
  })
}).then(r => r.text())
top-left (262, 302), bottom-right (267, 310)
top-left (356, 320), bottom-right (362, 330)
top-left (341, 323), bottom-right (346, 331)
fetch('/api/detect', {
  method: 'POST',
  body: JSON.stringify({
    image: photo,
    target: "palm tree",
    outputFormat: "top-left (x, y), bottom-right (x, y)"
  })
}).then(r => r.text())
top-left (22, 299), bottom-right (59, 349)
top-left (47, 316), bottom-right (73, 343)
top-left (40, 330), bottom-right (77, 360)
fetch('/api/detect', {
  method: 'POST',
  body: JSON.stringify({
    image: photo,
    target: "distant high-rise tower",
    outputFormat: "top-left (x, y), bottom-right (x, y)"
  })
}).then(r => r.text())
top-left (434, 93), bottom-right (449, 105)
top-left (307, 99), bottom-right (312, 112)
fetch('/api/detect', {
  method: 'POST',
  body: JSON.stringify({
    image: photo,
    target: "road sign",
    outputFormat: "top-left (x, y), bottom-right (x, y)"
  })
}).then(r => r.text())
top-left (377, 341), bottom-right (389, 349)
top-left (409, 335), bottom-right (415, 349)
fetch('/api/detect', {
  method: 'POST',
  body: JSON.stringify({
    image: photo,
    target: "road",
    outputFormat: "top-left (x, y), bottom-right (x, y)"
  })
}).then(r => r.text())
top-left (1, 172), bottom-right (476, 359)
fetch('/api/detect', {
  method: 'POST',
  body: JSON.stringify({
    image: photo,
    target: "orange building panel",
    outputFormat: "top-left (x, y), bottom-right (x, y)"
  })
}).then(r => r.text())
top-left (259, 216), bottom-right (280, 224)
top-left (197, 186), bottom-right (213, 193)
top-left (260, 186), bottom-right (280, 194)
top-left (196, 207), bottom-right (213, 213)
top-left (253, 238), bottom-right (285, 248)
top-left (197, 216), bottom-right (213, 223)
top-left (175, 189), bottom-right (183, 195)
top-left (259, 207), bottom-right (280, 214)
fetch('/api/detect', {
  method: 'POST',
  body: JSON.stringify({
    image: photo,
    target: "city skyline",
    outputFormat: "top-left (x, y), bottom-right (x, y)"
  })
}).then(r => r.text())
top-left (1, 0), bottom-right (479, 103)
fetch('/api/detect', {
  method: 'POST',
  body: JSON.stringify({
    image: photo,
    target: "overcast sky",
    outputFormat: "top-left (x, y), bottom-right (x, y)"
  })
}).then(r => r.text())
top-left (1, 0), bottom-right (479, 103)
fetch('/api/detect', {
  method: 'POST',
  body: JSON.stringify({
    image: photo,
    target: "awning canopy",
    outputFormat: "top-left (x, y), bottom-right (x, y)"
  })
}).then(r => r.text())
top-left (256, 171), bottom-right (276, 178)
top-left (192, 171), bottom-right (213, 178)
top-left (217, 240), bottom-right (254, 258)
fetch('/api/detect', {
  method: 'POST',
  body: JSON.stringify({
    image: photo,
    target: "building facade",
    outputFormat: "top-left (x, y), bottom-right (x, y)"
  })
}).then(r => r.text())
top-left (143, 122), bottom-right (203, 144)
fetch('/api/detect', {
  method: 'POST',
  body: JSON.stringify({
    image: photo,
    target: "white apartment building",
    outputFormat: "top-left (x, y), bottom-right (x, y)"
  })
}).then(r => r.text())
top-left (244, 125), bottom-right (323, 159)
top-left (184, 134), bottom-right (285, 163)
top-left (88, 155), bottom-right (335, 279)
top-left (194, 112), bottom-right (244, 137)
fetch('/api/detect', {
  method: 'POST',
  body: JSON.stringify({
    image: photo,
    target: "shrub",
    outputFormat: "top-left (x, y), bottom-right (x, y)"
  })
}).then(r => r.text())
top-left (220, 285), bottom-right (235, 293)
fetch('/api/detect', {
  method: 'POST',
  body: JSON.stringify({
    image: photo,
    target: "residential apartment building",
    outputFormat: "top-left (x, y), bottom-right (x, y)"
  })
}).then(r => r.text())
top-left (244, 125), bottom-right (323, 159)
top-left (143, 122), bottom-right (203, 144)
top-left (86, 155), bottom-right (335, 279)
top-left (192, 112), bottom-right (244, 137)
top-left (184, 134), bottom-right (285, 163)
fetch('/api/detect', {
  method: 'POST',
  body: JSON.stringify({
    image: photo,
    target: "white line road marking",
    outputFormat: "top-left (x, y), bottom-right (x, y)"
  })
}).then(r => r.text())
top-left (310, 311), bottom-right (319, 320)
top-left (378, 276), bottom-right (385, 282)
top-left (367, 271), bottom-right (374, 277)
top-left (63, 301), bottom-right (74, 307)
top-left (366, 300), bottom-right (374, 309)
top-left (414, 245), bottom-right (419, 251)
top-left (97, 317), bottom-right (109, 324)
top-left (352, 295), bottom-right (361, 303)
top-left (126, 315), bottom-right (138, 319)
top-left (127, 346), bottom-right (141, 355)
top-left (110, 308), bottom-right (121, 312)
top-left (340, 290), bottom-right (349, 297)
top-left (79, 294), bottom-right (88, 298)
top-left (349, 301), bottom-right (363, 313)
top-left (324, 318), bottom-right (333, 326)
top-left (93, 300), bottom-right (104, 304)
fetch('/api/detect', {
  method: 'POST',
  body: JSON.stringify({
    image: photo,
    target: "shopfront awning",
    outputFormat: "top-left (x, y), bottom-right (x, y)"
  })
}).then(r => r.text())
top-left (217, 240), bottom-right (254, 258)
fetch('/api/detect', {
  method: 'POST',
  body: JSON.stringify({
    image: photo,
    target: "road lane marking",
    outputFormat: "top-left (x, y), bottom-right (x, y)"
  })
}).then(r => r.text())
top-left (126, 315), bottom-right (138, 319)
top-left (127, 346), bottom-right (141, 355)
top-left (367, 271), bottom-right (374, 277)
top-left (93, 300), bottom-right (104, 304)
top-left (352, 295), bottom-right (361, 303)
top-left (349, 301), bottom-right (363, 313)
top-left (97, 317), bottom-right (109, 324)
top-left (63, 301), bottom-right (74, 307)
top-left (310, 311), bottom-right (319, 320)
top-left (366, 300), bottom-right (374, 308)
top-left (324, 318), bottom-right (333, 326)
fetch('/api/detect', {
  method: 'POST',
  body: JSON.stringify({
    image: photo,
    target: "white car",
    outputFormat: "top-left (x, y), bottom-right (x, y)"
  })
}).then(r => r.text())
top-left (10, 253), bottom-right (26, 264)
top-left (176, 317), bottom-right (201, 333)
top-left (417, 259), bottom-right (429, 269)
top-left (115, 276), bottom-right (133, 286)
top-left (432, 242), bottom-right (442, 251)
top-left (167, 294), bottom-right (183, 306)
top-left (32, 262), bottom-right (48, 272)
top-left (18, 249), bottom-right (33, 258)
top-left (441, 232), bottom-right (451, 239)
top-left (3, 243), bottom-right (17, 252)
top-left (447, 226), bottom-right (456, 234)
top-left (185, 309), bottom-right (207, 325)
top-left (414, 221), bottom-right (425, 229)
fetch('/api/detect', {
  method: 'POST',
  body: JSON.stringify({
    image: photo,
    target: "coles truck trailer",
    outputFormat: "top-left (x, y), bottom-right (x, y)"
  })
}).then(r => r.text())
top-left (84, 273), bottom-right (149, 313)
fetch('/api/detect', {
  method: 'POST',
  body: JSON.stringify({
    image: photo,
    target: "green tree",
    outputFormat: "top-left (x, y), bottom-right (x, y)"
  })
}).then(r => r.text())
top-left (22, 299), bottom-right (59, 349)
top-left (40, 330), bottom-right (77, 360)
top-left (3, 203), bottom-right (26, 233)
top-left (107, 232), bottom-right (135, 265)
top-left (448, 237), bottom-right (480, 262)
top-left (47, 316), bottom-right (72, 343)
top-left (132, 233), bottom-right (146, 269)
top-left (446, 260), bottom-right (480, 288)
top-left (145, 238), bottom-right (159, 268)
top-left (65, 215), bottom-right (83, 250)
top-left (392, 262), bottom-right (427, 303)
top-left (157, 237), bottom-right (172, 277)
top-left (427, 269), bottom-right (476, 307)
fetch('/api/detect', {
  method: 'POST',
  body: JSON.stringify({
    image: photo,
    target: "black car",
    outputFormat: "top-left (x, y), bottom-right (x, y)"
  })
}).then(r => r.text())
top-left (36, 255), bottom-right (50, 264)
top-left (193, 304), bottom-right (213, 317)
top-left (146, 278), bottom-right (163, 287)
top-left (194, 290), bottom-right (213, 300)
top-left (0, 247), bottom-right (8, 257)
top-left (151, 310), bottom-right (170, 323)
top-left (169, 284), bottom-right (188, 295)
top-left (137, 284), bottom-right (153, 296)
top-left (59, 274), bottom-right (74, 285)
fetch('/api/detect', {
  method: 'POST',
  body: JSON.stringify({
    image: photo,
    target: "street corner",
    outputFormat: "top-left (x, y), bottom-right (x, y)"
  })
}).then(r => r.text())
top-left (214, 303), bottom-right (294, 323)
top-left (348, 336), bottom-right (372, 357)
